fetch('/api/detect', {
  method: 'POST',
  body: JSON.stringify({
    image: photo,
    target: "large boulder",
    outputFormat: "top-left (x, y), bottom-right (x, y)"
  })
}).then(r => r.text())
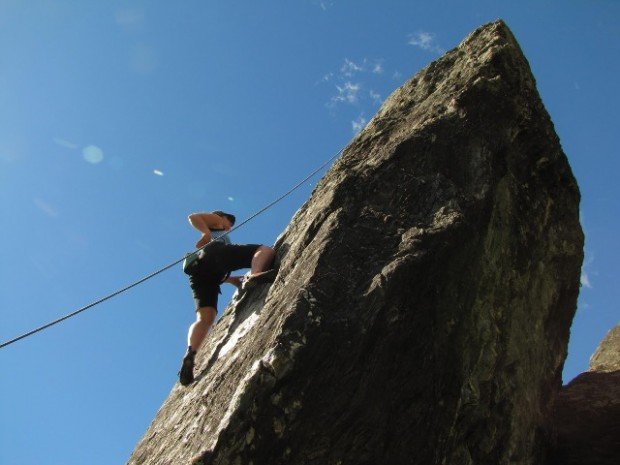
top-left (129, 20), bottom-right (583, 465)
top-left (551, 325), bottom-right (620, 465)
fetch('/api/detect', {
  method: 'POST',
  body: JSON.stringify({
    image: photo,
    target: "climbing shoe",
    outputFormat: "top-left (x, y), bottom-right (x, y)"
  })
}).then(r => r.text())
top-left (244, 268), bottom-right (277, 289)
top-left (178, 347), bottom-right (196, 386)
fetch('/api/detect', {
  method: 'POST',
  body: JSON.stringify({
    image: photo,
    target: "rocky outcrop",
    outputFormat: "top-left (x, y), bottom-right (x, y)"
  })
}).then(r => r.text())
top-left (589, 324), bottom-right (620, 373)
top-left (128, 20), bottom-right (583, 465)
top-left (551, 325), bottom-right (620, 465)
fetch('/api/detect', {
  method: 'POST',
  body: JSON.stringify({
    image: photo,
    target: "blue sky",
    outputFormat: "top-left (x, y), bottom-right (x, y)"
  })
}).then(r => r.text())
top-left (1, 1), bottom-right (618, 464)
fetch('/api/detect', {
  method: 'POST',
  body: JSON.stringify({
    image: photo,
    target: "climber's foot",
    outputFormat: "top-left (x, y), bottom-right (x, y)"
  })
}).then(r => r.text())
top-left (178, 348), bottom-right (196, 386)
top-left (244, 269), bottom-right (277, 288)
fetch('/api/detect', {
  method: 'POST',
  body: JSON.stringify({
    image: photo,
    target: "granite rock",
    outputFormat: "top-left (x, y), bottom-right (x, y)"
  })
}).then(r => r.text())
top-left (128, 20), bottom-right (583, 465)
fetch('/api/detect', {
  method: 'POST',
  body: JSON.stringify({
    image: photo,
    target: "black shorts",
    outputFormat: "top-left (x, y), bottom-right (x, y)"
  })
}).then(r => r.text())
top-left (187, 242), bottom-right (261, 310)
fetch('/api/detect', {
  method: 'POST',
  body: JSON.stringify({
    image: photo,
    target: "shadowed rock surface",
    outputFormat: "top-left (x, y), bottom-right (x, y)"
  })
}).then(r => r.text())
top-left (551, 325), bottom-right (620, 465)
top-left (128, 20), bottom-right (583, 465)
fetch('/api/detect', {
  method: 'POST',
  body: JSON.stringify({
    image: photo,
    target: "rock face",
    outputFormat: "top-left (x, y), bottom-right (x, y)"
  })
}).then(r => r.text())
top-left (551, 325), bottom-right (620, 465)
top-left (128, 20), bottom-right (583, 465)
top-left (589, 324), bottom-right (620, 373)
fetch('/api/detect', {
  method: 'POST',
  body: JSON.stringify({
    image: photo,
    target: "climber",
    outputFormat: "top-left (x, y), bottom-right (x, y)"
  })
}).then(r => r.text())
top-left (178, 210), bottom-right (276, 386)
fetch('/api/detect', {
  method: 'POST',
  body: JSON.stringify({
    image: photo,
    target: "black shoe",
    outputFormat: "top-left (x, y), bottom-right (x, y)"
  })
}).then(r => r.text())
top-left (178, 349), bottom-right (196, 386)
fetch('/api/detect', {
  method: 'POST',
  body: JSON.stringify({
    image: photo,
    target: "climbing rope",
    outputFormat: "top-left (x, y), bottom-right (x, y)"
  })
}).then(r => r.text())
top-left (0, 146), bottom-right (345, 349)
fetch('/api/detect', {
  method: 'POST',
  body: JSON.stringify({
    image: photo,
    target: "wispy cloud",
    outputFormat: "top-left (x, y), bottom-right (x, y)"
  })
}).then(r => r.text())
top-left (153, 169), bottom-right (164, 176)
top-left (319, 72), bottom-right (334, 83)
top-left (341, 58), bottom-right (363, 77)
top-left (339, 58), bottom-right (384, 77)
top-left (320, 56), bottom-right (391, 134)
top-left (369, 90), bottom-right (382, 104)
top-left (331, 81), bottom-right (361, 105)
top-left (408, 31), bottom-right (444, 54)
top-left (325, 57), bottom-right (387, 108)
top-left (316, 0), bottom-right (334, 11)
top-left (580, 249), bottom-right (596, 290)
top-left (352, 115), bottom-right (367, 133)
top-left (580, 273), bottom-right (592, 289)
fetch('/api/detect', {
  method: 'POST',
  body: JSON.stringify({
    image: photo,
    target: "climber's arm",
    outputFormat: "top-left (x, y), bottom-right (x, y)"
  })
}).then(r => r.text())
top-left (188, 213), bottom-right (226, 248)
top-left (188, 212), bottom-right (226, 232)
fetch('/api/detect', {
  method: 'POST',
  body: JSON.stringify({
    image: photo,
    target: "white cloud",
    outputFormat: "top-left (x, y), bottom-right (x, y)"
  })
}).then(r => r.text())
top-left (581, 273), bottom-right (592, 289)
top-left (352, 115), bottom-right (367, 133)
top-left (580, 248), bottom-right (595, 290)
top-left (392, 70), bottom-right (403, 80)
top-left (227, 196), bottom-right (235, 202)
top-left (341, 58), bottom-right (363, 77)
top-left (323, 57), bottom-right (389, 108)
top-left (153, 169), bottom-right (164, 176)
top-left (340, 58), bottom-right (384, 77)
top-left (320, 72), bottom-right (334, 83)
top-left (369, 90), bottom-right (382, 104)
top-left (408, 31), bottom-right (444, 54)
top-left (331, 81), bottom-right (361, 105)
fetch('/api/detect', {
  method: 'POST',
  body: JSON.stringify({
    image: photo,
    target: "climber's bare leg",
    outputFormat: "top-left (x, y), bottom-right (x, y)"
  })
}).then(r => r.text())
top-left (187, 306), bottom-right (217, 352)
top-left (248, 246), bottom-right (276, 278)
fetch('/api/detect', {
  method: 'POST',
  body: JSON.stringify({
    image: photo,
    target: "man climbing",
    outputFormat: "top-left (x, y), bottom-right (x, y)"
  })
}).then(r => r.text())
top-left (178, 210), bottom-right (276, 386)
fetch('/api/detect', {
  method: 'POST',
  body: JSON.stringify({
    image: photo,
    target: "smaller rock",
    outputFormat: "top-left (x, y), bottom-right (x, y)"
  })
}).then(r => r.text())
top-left (551, 324), bottom-right (620, 465)
top-left (589, 325), bottom-right (620, 372)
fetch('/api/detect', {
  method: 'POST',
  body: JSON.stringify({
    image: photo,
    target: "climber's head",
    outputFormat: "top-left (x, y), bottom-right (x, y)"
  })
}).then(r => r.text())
top-left (212, 211), bottom-right (236, 228)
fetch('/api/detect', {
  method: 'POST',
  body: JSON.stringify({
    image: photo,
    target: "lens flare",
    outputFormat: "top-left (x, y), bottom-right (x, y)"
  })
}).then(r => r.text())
top-left (82, 145), bottom-right (104, 164)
